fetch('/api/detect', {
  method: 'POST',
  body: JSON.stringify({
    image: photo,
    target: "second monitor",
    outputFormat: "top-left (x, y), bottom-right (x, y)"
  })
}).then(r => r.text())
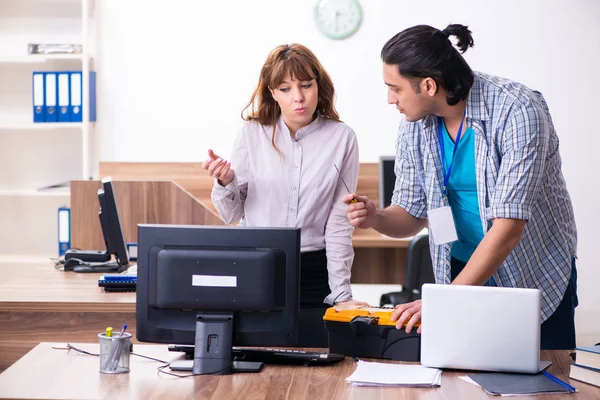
top-left (378, 155), bottom-right (396, 208)
top-left (64, 177), bottom-right (129, 272)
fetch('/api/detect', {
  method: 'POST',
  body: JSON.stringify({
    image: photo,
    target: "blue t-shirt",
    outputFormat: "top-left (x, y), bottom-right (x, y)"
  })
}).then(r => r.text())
top-left (441, 123), bottom-right (484, 262)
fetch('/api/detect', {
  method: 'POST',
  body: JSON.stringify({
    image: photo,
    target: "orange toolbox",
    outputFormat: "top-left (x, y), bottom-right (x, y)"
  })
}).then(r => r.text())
top-left (323, 306), bottom-right (421, 361)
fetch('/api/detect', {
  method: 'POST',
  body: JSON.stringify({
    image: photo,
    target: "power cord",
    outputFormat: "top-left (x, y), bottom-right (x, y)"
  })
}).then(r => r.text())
top-left (55, 344), bottom-right (237, 377)
top-left (156, 358), bottom-right (237, 378)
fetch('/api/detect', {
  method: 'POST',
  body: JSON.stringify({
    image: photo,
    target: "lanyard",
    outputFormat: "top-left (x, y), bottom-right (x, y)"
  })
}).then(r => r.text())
top-left (438, 112), bottom-right (466, 196)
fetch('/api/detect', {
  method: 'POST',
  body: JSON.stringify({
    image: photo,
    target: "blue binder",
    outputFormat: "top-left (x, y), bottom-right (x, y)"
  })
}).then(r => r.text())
top-left (44, 72), bottom-right (58, 122)
top-left (58, 207), bottom-right (71, 256)
top-left (32, 72), bottom-right (45, 122)
top-left (57, 72), bottom-right (71, 122)
top-left (89, 71), bottom-right (97, 122)
top-left (69, 71), bottom-right (97, 123)
top-left (70, 71), bottom-right (82, 122)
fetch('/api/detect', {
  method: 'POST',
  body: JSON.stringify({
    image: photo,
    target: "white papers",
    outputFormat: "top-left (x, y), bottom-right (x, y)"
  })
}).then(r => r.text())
top-left (346, 361), bottom-right (442, 387)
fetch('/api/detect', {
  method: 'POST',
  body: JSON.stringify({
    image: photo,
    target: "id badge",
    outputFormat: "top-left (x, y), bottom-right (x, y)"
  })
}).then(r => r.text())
top-left (427, 206), bottom-right (458, 245)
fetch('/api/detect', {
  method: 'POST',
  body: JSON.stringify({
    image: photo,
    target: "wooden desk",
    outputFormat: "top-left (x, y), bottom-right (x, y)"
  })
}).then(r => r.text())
top-left (0, 343), bottom-right (598, 399)
top-left (351, 229), bottom-right (411, 284)
top-left (0, 263), bottom-right (136, 372)
top-left (81, 162), bottom-right (415, 285)
top-left (0, 229), bottom-right (412, 373)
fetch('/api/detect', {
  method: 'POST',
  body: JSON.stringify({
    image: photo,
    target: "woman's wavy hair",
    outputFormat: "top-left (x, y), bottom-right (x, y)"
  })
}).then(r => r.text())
top-left (242, 44), bottom-right (340, 153)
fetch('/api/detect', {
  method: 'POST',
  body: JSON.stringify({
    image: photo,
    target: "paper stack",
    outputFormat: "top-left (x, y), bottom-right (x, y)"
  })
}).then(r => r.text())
top-left (346, 361), bottom-right (442, 387)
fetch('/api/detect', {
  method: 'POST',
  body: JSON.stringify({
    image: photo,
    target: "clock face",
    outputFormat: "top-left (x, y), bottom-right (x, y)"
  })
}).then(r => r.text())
top-left (314, 0), bottom-right (362, 40)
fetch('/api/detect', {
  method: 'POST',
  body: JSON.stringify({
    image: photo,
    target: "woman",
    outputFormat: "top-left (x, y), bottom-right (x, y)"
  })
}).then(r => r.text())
top-left (202, 44), bottom-right (367, 347)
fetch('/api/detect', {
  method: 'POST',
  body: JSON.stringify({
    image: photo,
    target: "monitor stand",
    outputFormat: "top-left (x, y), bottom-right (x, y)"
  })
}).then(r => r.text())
top-left (72, 262), bottom-right (122, 273)
top-left (169, 312), bottom-right (263, 374)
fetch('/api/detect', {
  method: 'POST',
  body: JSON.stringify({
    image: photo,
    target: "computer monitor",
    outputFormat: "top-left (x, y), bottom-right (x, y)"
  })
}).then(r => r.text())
top-left (378, 155), bottom-right (396, 208)
top-left (64, 177), bottom-right (129, 269)
top-left (98, 177), bottom-right (129, 266)
top-left (136, 224), bottom-right (301, 375)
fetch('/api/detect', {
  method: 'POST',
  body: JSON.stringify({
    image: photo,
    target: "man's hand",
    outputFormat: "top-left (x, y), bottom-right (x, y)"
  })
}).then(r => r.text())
top-left (391, 300), bottom-right (422, 333)
top-left (343, 193), bottom-right (377, 229)
top-left (202, 149), bottom-right (235, 186)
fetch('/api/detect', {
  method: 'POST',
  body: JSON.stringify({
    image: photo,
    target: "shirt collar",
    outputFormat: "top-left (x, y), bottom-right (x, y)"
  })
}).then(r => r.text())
top-left (465, 72), bottom-right (489, 122)
top-left (420, 71), bottom-right (489, 129)
top-left (277, 113), bottom-right (322, 140)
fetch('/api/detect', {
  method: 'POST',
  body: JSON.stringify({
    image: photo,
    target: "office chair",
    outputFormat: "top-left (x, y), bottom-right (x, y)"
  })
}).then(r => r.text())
top-left (380, 234), bottom-right (435, 306)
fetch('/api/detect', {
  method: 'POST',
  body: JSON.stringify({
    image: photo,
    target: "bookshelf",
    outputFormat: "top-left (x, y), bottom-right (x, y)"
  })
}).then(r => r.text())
top-left (0, 54), bottom-right (86, 63)
top-left (0, 0), bottom-right (97, 256)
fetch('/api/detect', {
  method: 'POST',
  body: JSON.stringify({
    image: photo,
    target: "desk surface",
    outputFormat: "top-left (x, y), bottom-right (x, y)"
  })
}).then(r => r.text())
top-left (352, 228), bottom-right (412, 248)
top-left (0, 263), bottom-right (135, 313)
top-left (0, 343), bottom-right (598, 400)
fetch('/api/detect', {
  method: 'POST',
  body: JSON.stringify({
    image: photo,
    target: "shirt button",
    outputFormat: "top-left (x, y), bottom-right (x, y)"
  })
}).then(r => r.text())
top-left (295, 144), bottom-right (300, 149)
top-left (293, 165), bottom-right (298, 169)
top-left (292, 186), bottom-right (296, 190)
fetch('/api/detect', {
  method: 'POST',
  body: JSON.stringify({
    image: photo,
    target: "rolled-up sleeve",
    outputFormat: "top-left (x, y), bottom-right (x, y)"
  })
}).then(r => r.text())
top-left (324, 130), bottom-right (359, 305)
top-left (485, 101), bottom-right (549, 221)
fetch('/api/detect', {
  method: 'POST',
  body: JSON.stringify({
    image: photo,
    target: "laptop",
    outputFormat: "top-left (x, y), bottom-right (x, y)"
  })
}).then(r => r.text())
top-left (420, 283), bottom-right (543, 374)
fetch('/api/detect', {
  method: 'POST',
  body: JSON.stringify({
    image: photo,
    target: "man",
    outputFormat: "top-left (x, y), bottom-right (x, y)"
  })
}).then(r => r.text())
top-left (344, 24), bottom-right (578, 350)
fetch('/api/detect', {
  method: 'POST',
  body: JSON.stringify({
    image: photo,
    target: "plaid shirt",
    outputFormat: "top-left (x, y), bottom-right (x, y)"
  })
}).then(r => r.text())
top-left (391, 72), bottom-right (577, 321)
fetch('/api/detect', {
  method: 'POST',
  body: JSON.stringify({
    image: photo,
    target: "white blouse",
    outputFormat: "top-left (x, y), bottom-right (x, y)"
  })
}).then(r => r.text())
top-left (211, 114), bottom-right (359, 304)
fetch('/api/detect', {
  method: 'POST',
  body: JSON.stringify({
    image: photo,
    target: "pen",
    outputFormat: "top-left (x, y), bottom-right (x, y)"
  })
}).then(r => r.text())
top-left (542, 370), bottom-right (577, 392)
top-left (333, 164), bottom-right (357, 203)
top-left (118, 324), bottom-right (127, 338)
top-left (105, 324), bottom-right (128, 371)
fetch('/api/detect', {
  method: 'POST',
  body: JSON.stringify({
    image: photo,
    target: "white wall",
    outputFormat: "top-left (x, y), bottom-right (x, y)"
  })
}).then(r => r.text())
top-left (96, 0), bottom-right (600, 345)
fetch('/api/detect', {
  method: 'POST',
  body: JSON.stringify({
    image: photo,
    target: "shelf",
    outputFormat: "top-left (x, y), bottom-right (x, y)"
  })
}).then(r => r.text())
top-left (0, 54), bottom-right (86, 64)
top-left (0, 122), bottom-right (86, 131)
top-left (0, 189), bottom-right (70, 197)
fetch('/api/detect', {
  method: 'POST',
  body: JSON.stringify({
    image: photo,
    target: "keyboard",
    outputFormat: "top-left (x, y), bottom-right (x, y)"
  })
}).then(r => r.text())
top-left (168, 345), bottom-right (345, 366)
top-left (98, 274), bottom-right (137, 292)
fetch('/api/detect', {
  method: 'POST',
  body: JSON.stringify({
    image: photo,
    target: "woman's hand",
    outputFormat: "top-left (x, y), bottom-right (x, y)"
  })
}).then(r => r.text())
top-left (202, 149), bottom-right (235, 186)
top-left (334, 299), bottom-right (371, 309)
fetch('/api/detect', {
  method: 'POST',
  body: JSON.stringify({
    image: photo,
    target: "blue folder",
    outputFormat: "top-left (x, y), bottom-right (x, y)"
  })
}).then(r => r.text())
top-left (70, 71), bottom-right (97, 123)
top-left (44, 72), bottom-right (58, 122)
top-left (58, 207), bottom-right (71, 256)
top-left (32, 72), bottom-right (45, 123)
top-left (57, 72), bottom-right (71, 122)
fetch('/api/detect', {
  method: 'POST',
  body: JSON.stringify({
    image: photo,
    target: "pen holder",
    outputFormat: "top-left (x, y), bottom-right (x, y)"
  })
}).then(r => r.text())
top-left (98, 332), bottom-right (132, 374)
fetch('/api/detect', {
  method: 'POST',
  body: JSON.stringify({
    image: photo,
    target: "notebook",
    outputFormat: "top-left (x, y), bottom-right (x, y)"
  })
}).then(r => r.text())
top-left (462, 370), bottom-right (577, 395)
top-left (420, 284), bottom-right (542, 374)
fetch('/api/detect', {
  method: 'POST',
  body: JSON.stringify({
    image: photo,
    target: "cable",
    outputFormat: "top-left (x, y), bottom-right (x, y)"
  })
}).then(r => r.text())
top-left (56, 344), bottom-right (236, 376)
top-left (131, 352), bottom-right (167, 364)
top-left (157, 357), bottom-right (238, 378)
top-left (64, 344), bottom-right (99, 356)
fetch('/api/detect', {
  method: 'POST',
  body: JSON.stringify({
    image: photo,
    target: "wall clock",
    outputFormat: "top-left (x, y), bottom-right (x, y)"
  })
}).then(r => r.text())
top-left (314, 0), bottom-right (362, 40)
